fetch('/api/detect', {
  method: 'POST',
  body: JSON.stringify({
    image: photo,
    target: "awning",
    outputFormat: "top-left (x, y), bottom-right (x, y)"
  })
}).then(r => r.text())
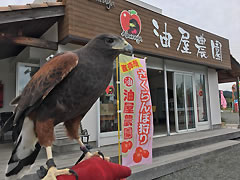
top-left (218, 55), bottom-right (240, 83)
top-left (0, 2), bottom-right (64, 60)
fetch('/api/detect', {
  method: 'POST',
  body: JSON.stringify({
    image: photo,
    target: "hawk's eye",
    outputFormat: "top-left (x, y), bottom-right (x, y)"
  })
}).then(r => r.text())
top-left (105, 38), bottom-right (114, 44)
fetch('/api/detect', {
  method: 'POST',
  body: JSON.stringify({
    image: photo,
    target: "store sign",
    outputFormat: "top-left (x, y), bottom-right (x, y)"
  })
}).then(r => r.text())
top-left (64, 0), bottom-right (230, 69)
top-left (152, 19), bottom-right (223, 61)
top-left (89, 0), bottom-right (115, 10)
top-left (119, 54), bottom-right (153, 167)
top-left (120, 10), bottom-right (143, 44)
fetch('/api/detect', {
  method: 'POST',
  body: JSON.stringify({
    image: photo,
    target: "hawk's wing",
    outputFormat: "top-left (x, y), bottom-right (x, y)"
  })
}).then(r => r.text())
top-left (13, 51), bottom-right (79, 125)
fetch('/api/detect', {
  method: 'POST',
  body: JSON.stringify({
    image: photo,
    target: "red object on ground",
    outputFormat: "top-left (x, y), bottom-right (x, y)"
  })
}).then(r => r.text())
top-left (57, 156), bottom-right (131, 180)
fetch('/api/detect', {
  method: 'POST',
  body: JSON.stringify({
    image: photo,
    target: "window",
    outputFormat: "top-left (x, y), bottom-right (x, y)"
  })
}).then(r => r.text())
top-left (100, 70), bottom-right (119, 133)
top-left (195, 74), bottom-right (208, 122)
top-left (16, 62), bottom-right (40, 96)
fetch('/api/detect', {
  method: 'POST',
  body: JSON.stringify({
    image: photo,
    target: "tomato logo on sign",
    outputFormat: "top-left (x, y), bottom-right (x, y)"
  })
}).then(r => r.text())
top-left (120, 10), bottom-right (143, 44)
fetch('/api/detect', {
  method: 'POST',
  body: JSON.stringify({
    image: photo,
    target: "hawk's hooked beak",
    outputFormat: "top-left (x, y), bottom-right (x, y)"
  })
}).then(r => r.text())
top-left (123, 41), bottom-right (133, 54)
top-left (112, 39), bottom-right (133, 55)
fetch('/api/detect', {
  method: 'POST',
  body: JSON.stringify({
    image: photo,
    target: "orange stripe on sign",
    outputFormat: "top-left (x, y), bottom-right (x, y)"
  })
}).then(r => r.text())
top-left (120, 58), bottom-right (143, 73)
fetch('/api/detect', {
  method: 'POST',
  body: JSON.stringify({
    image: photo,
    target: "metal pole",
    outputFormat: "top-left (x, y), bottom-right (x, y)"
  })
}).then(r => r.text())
top-left (116, 56), bottom-right (121, 165)
top-left (237, 77), bottom-right (240, 124)
top-left (96, 99), bottom-right (101, 148)
top-left (163, 60), bottom-right (170, 135)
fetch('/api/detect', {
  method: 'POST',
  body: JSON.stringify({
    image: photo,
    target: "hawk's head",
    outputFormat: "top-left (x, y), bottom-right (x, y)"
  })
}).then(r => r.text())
top-left (86, 34), bottom-right (133, 57)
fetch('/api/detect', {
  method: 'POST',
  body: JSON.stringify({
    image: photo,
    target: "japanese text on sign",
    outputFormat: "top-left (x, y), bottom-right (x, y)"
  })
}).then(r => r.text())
top-left (123, 77), bottom-right (135, 140)
top-left (137, 69), bottom-right (151, 145)
top-left (152, 18), bottom-right (223, 61)
top-left (120, 58), bottom-right (143, 73)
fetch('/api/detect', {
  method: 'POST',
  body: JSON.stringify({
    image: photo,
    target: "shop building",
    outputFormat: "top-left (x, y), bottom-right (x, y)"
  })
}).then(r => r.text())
top-left (0, 0), bottom-right (235, 148)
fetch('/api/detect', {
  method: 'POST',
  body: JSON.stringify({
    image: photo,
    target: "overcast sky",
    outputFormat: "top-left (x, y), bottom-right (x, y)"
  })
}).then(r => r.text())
top-left (1, 0), bottom-right (239, 91)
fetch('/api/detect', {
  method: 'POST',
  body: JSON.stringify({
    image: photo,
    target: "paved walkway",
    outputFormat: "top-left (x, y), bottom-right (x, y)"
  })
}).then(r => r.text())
top-left (1, 128), bottom-right (240, 180)
top-left (221, 111), bottom-right (239, 124)
top-left (159, 143), bottom-right (240, 180)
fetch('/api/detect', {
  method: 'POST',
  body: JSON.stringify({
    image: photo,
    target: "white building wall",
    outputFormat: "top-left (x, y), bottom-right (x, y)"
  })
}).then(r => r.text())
top-left (0, 58), bottom-right (16, 113)
top-left (81, 101), bottom-right (98, 142)
top-left (208, 68), bottom-right (221, 127)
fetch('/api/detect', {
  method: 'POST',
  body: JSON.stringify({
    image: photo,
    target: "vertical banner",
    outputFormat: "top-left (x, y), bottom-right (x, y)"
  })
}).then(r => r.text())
top-left (119, 54), bottom-right (153, 167)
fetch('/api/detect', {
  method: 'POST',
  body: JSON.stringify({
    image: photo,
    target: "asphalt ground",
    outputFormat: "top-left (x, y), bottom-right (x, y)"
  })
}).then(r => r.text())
top-left (158, 142), bottom-right (240, 180)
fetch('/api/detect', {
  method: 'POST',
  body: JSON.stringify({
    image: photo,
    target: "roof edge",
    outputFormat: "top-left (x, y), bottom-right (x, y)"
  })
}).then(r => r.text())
top-left (125, 0), bottom-right (162, 14)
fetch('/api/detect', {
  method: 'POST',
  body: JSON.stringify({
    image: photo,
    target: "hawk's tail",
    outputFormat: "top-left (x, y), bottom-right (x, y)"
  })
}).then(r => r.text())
top-left (5, 117), bottom-right (41, 180)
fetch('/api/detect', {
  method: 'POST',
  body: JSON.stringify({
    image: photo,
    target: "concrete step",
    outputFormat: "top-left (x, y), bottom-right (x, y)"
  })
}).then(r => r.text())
top-left (52, 129), bottom-right (240, 161)
top-left (53, 136), bottom-right (93, 153)
top-left (109, 129), bottom-right (240, 163)
top-left (53, 142), bottom-right (95, 153)
top-left (129, 140), bottom-right (240, 180)
top-left (151, 129), bottom-right (240, 157)
top-left (225, 124), bottom-right (240, 129)
top-left (53, 129), bottom-right (240, 156)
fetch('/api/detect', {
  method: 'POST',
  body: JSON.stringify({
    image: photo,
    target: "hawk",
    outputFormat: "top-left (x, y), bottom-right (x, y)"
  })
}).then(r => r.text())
top-left (1, 34), bottom-right (133, 180)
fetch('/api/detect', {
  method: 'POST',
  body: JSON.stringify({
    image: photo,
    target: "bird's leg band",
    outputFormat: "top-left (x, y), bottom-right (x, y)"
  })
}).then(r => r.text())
top-left (77, 138), bottom-right (89, 154)
top-left (80, 146), bottom-right (89, 154)
top-left (46, 158), bottom-right (56, 169)
top-left (45, 146), bottom-right (56, 169)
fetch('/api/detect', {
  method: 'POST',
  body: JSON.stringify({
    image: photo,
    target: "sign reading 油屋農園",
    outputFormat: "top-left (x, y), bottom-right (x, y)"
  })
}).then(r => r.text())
top-left (60, 0), bottom-right (231, 69)
top-left (152, 19), bottom-right (224, 61)
top-left (119, 54), bottom-right (153, 167)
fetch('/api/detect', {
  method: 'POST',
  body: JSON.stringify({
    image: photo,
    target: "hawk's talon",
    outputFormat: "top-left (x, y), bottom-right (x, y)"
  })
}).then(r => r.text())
top-left (37, 166), bottom-right (48, 179)
top-left (97, 151), bottom-right (105, 160)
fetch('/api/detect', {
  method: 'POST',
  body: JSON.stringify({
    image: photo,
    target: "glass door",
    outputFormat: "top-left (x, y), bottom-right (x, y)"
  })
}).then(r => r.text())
top-left (174, 73), bottom-right (196, 132)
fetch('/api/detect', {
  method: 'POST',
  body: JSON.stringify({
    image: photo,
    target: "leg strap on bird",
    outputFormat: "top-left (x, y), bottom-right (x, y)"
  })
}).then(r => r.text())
top-left (69, 169), bottom-right (79, 180)
top-left (75, 146), bottom-right (90, 165)
top-left (75, 153), bottom-right (85, 165)
top-left (37, 159), bottom-right (56, 179)
top-left (46, 158), bottom-right (56, 169)
top-left (80, 146), bottom-right (89, 154)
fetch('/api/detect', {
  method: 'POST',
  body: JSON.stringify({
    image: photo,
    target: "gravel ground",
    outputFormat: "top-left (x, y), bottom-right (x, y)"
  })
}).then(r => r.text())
top-left (157, 143), bottom-right (240, 180)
